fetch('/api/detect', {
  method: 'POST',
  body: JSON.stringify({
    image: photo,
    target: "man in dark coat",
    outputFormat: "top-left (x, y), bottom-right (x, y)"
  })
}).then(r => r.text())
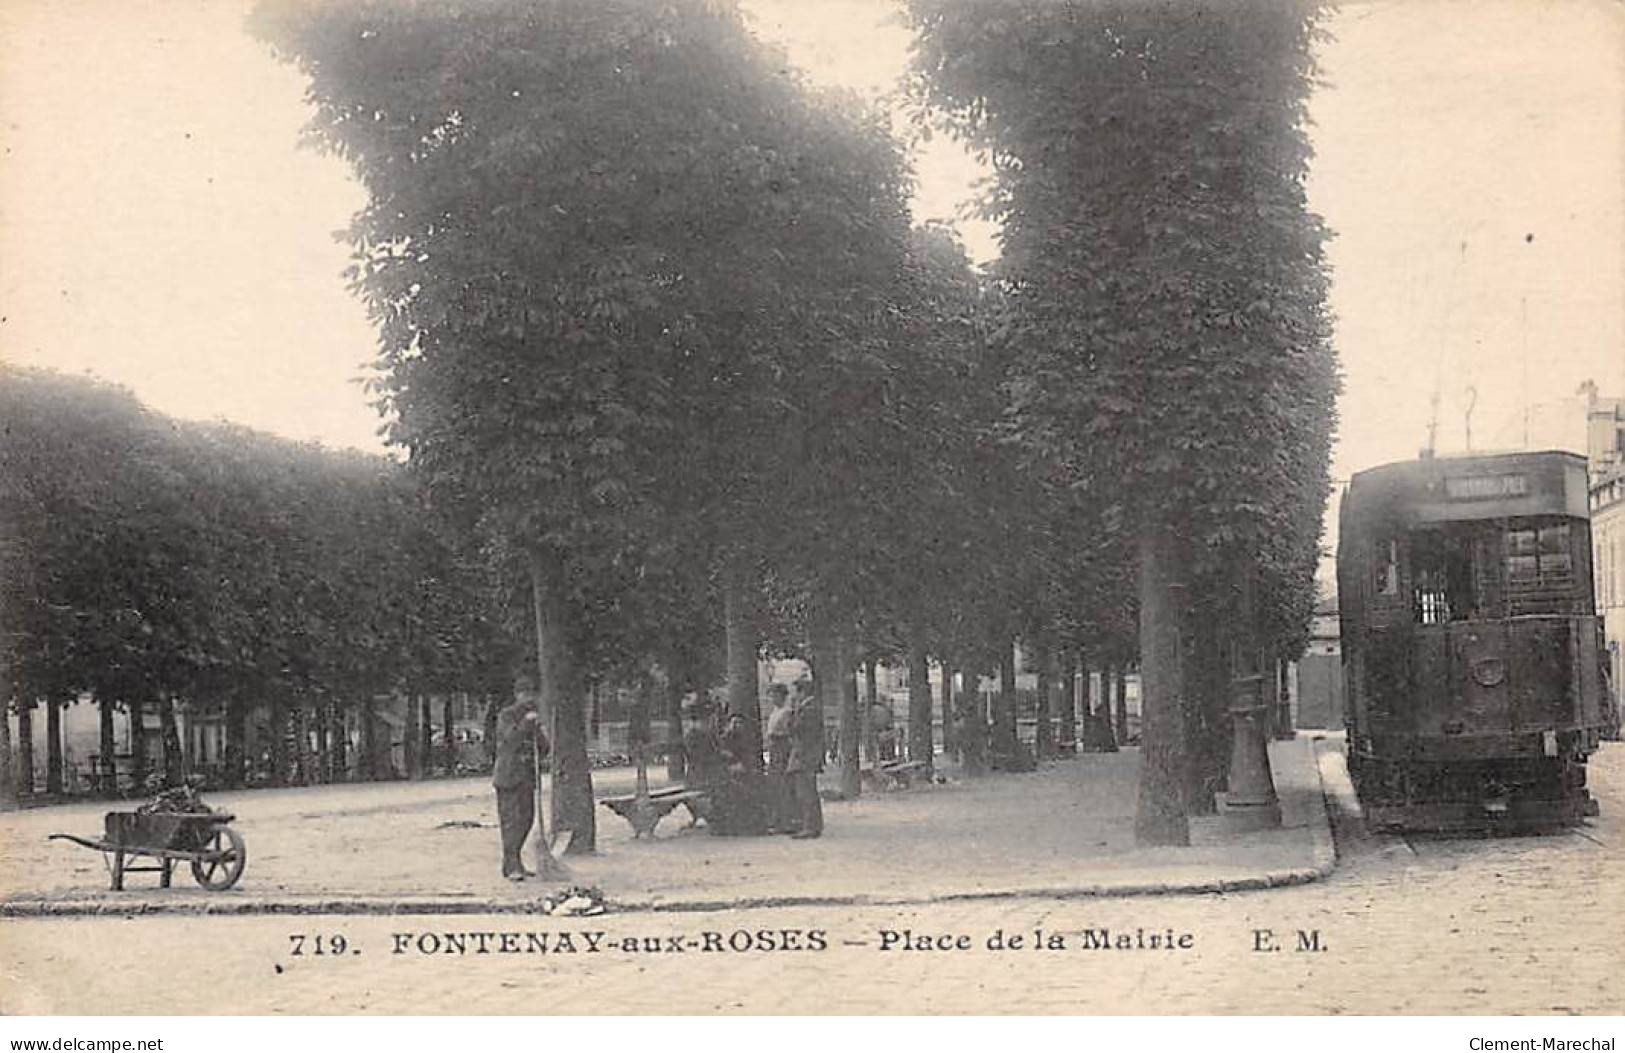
top-left (786, 682), bottom-right (825, 839)
top-left (493, 699), bottom-right (547, 881)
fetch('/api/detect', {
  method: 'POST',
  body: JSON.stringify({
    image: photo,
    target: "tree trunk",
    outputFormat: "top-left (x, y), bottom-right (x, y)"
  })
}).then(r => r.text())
top-left (482, 694), bottom-right (499, 772)
top-left (157, 695), bottom-right (183, 787)
top-left (98, 696), bottom-right (116, 795)
top-left (1176, 583), bottom-right (1217, 815)
top-left (0, 698), bottom-right (15, 809)
top-left (1275, 660), bottom-right (1294, 740)
top-left (301, 704), bottom-right (320, 785)
top-left (1269, 656), bottom-right (1291, 739)
top-left (1033, 637), bottom-right (1055, 760)
top-left (839, 637), bottom-right (860, 798)
top-left (863, 657), bottom-right (880, 766)
top-left (132, 700), bottom-right (150, 786)
top-left (17, 701), bottom-right (36, 797)
top-left (723, 557), bottom-right (763, 773)
top-left (809, 617), bottom-right (857, 799)
top-left (1134, 523), bottom-right (1192, 846)
top-left (401, 694), bottom-right (417, 779)
top-left (630, 678), bottom-right (653, 754)
top-left (1058, 652), bottom-right (1078, 754)
top-left (361, 696), bottom-right (378, 780)
top-left (417, 695), bottom-right (433, 778)
top-left (958, 664), bottom-right (988, 776)
top-left (441, 695), bottom-right (455, 775)
top-left (314, 703), bottom-right (330, 783)
top-left (182, 703), bottom-right (195, 774)
top-left (46, 695), bottom-right (64, 795)
top-left (1093, 655), bottom-right (1118, 753)
top-left (530, 546), bottom-right (595, 855)
top-left (1078, 655), bottom-right (1091, 723)
top-left (403, 695), bottom-right (416, 776)
top-left (287, 705), bottom-right (303, 785)
top-left (1191, 592), bottom-right (1231, 802)
top-left (287, 705), bottom-right (304, 785)
top-left (332, 703), bottom-right (349, 781)
top-left (226, 697), bottom-right (247, 789)
top-left (994, 638), bottom-right (1019, 760)
top-left (323, 703), bottom-right (336, 781)
top-left (1261, 656), bottom-right (1281, 741)
top-left (1114, 667), bottom-right (1129, 746)
top-left (316, 702), bottom-right (329, 786)
top-left (630, 678), bottom-right (653, 804)
top-left (664, 668), bottom-right (685, 782)
top-left (941, 661), bottom-right (957, 761)
top-left (1096, 663), bottom-right (1109, 744)
top-left (265, 698), bottom-right (285, 786)
top-left (907, 637), bottom-right (933, 775)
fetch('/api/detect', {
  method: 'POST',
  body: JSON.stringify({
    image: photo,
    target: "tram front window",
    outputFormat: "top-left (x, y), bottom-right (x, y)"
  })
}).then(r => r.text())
top-left (1408, 518), bottom-right (1579, 624)
top-left (1504, 523), bottom-right (1572, 588)
top-left (1503, 520), bottom-right (1577, 614)
top-left (1410, 526), bottom-right (1477, 624)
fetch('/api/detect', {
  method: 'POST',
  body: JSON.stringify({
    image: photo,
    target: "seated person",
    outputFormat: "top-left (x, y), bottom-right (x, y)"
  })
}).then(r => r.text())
top-left (719, 713), bottom-right (770, 836)
top-left (681, 699), bottom-right (729, 793)
top-left (680, 700), bottom-right (750, 835)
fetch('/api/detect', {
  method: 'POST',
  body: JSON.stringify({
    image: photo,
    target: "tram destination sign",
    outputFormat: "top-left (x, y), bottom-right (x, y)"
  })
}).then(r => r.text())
top-left (1444, 473), bottom-right (1530, 501)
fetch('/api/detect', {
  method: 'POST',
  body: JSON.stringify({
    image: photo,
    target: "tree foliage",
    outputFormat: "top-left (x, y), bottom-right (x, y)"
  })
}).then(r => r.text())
top-left (910, 0), bottom-right (1338, 836)
top-left (1, 365), bottom-right (507, 791)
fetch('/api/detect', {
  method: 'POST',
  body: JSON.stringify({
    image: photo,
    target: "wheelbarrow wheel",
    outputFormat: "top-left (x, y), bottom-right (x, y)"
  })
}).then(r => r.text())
top-left (190, 826), bottom-right (246, 891)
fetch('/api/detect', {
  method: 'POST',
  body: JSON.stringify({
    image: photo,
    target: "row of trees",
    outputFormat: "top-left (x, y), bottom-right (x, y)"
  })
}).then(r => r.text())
top-left (252, 0), bottom-right (1335, 850)
top-left (3, 1), bottom-right (1337, 846)
top-left (0, 365), bottom-right (520, 805)
top-left (910, 0), bottom-right (1337, 841)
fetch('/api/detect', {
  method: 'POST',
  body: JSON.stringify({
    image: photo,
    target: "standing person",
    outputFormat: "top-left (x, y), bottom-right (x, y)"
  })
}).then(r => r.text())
top-left (787, 681), bottom-right (825, 839)
top-left (764, 684), bottom-right (797, 834)
top-left (492, 699), bottom-right (547, 882)
top-left (869, 697), bottom-right (898, 762)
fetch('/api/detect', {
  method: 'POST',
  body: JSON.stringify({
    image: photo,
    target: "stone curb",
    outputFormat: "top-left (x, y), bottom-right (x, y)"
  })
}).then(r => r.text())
top-left (1302, 736), bottom-right (1341, 879)
top-left (2, 739), bottom-right (1340, 920)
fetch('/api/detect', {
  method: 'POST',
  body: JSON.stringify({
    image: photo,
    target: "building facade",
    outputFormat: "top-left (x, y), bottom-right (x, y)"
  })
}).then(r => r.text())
top-left (1293, 593), bottom-right (1344, 730)
top-left (1587, 390), bottom-right (1624, 701)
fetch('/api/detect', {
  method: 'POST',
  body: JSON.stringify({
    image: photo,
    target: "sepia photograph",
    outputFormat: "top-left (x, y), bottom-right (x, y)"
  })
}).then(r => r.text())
top-left (1, 0), bottom-right (1622, 1029)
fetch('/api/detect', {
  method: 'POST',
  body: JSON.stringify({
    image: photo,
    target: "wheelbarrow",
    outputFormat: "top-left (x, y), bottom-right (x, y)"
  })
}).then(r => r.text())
top-left (50, 810), bottom-right (247, 891)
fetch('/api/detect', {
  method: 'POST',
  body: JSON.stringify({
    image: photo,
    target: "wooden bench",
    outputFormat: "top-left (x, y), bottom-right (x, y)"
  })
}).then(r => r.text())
top-left (865, 759), bottom-right (930, 791)
top-left (598, 786), bottom-right (711, 838)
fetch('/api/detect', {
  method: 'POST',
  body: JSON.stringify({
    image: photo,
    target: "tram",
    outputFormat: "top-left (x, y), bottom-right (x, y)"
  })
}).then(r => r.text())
top-left (1337, 450), bottom-right (1617, 831)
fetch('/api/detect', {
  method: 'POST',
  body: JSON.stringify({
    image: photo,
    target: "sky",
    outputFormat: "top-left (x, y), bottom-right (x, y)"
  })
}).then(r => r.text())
top-left (3, 0), bottom-right (1622, 527)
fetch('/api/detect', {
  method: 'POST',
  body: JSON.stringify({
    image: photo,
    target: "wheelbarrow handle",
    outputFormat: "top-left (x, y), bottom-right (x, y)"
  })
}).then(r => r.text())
top-left (48, 833), bottom-right (110, 851)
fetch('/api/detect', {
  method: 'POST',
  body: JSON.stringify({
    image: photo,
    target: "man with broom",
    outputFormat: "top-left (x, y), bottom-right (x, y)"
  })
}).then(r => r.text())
top-left (493, 698), bottom-right (549, 881)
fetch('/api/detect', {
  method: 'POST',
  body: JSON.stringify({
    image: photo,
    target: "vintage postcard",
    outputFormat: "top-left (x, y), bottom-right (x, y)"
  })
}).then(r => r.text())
top-left (1, 0), bottom-right (1622, 1025)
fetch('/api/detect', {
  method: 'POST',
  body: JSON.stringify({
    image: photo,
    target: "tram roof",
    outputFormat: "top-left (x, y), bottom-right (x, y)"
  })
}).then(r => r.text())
top-left (1342, 449), bottom-right (1589, 530)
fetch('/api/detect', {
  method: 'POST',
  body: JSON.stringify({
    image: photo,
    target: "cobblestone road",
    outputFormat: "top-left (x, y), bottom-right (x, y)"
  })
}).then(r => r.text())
top-left (3, 741), bottom-right (1621, 1015)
